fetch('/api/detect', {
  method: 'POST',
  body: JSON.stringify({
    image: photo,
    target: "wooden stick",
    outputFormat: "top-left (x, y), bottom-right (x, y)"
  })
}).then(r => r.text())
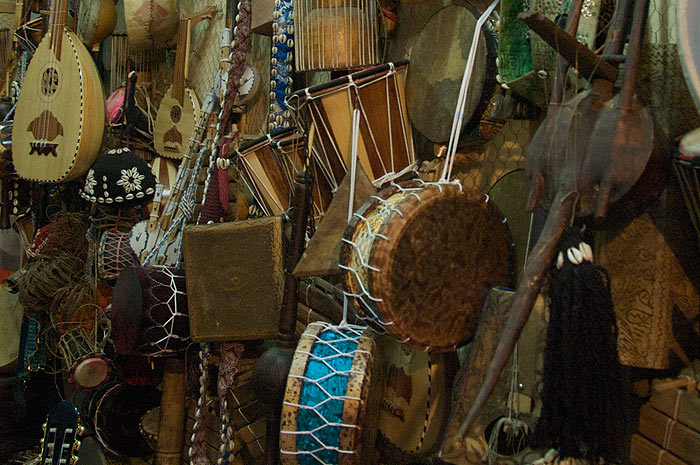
top-left (155, 359), bottom-right (186, 465)
top-left (518, 11), bottom-right (619, 83)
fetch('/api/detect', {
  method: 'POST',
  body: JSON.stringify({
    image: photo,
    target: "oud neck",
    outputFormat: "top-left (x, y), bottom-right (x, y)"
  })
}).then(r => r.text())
top-left (49, 0), bottom-right (68, 58)
top-left (171, 18), bottom-right (191, 105)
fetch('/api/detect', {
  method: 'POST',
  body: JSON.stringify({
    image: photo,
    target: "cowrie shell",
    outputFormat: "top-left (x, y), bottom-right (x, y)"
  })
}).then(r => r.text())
top-left (579, 242), bottom-right (593, 262)
top-left (217, 158), bottom-right (231, 170)
top-left (556, 251), bottom-right (564, 270)
top-left (567, 247), bottom-right (583, 265)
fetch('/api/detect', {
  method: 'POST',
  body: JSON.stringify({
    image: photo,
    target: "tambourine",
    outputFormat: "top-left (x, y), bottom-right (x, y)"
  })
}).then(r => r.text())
top-left (340, 180), bottom-right (512, 352)
top-left (280, 322), bottom-right (382, 464)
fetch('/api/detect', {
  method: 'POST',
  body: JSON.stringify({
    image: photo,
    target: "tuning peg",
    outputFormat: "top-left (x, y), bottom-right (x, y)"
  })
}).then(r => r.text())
top-left (73, 440), bottom-right (81, 453)
top-left (70, 455), bottom-right (79, 465)
top-left (76, 425), bottom-right (86, 437)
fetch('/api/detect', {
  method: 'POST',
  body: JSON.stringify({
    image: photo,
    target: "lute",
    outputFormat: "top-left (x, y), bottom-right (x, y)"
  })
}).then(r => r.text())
top-left (131, 77), bottom-right (221, 266)
top-left (153, 6), bottom-right (217, 159)
top-left (12, 0), bottom-right (105, 183)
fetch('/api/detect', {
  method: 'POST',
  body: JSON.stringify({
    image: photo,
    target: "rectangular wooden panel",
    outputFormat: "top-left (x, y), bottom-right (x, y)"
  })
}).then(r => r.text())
top-left (650, 389), bottom-right (700, 433)
top-left (638, 404), bottom-right (700, 465)
top-left (183, 217), bottom-right (285, 341)
top-left (630, 434), bottom-right (689, 465)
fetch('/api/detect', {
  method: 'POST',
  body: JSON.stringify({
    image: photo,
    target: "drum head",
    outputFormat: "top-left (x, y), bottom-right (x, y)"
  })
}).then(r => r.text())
top-left (0, 288), bottom-right (22, 373)
top-left (678, 0), bottom-right (700, 112)
top-left (71, 356), bottom-right (111, 389)
top-left (406, 5), bottom-right (497, 144)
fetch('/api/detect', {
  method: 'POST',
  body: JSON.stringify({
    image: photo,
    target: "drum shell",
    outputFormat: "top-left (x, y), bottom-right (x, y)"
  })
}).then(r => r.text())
top-left (341, 181), bottom-right (512, 351)
top-left (298, 7), bottom-right (375, 71)
top-left (280, 323), bottom-right (383, 465)
top-left (237, 130), bottom-right (333, 219)
top-left (287, 61), bottom-right (415, 187)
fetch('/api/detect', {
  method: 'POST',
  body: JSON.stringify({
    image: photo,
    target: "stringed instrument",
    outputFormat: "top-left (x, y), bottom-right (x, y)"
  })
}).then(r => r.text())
top-left (12, 0), bottom-right (105, 183)
top-left (131, 78), bottom-right (221, 265)
top-left (39, 400), bottom-right (83, 465)
top-left (153, 7), bottom-right (217, 160)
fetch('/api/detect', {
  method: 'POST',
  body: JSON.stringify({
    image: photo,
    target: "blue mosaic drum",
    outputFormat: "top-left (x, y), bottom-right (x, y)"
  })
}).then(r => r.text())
top-left (280, 322), bottom-right (382, 465)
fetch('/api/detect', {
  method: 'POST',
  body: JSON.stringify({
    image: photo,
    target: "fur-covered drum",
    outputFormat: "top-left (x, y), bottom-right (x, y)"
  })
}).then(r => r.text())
top-left (280, 322), bottom-right (382, 465)
top-left (340, 180), bottom-right (512, 352)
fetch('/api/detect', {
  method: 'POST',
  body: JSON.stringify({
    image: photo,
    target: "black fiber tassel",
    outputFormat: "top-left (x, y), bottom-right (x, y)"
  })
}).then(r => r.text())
top-left (533, 227), bottom-right (625, 462)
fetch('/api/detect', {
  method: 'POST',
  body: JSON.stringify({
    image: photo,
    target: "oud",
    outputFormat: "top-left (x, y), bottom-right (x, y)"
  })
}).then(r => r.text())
top-left (153, 7), bottom-right (217, 160)
top-left (13, 0), bottom-right (105, 183)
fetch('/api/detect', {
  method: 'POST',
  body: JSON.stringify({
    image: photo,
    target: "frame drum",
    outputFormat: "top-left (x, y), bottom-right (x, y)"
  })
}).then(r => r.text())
top-left (406, 5), bottom-right (498, 145)
top-left (236, 128), bottom-right (333, 219)
top-left (280, 322), bottom-right (382, 465)
top-left (340, 180), bottom-right (512, 352)
top-left (287, 60), bottom-right (415, 189)
top-left (90, 382), bottom-right (161, 457)
top-left (123, 0), bottom-right (179, 53)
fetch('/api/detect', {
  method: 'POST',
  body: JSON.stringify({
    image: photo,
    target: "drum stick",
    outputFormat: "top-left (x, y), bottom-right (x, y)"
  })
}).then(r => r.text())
top-left (155, 358), bottom-right (186, 465)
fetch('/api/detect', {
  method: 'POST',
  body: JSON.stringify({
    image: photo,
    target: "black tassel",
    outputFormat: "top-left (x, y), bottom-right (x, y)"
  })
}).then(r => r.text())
top-left (533, 227), bottom-right (625, 462)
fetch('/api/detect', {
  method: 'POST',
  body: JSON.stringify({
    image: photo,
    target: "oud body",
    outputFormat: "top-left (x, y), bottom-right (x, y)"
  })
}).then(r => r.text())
top-left (13, 24), bottom-right (105, 182)
top-left (153, 86), bottom-right (200, 159)
top-left (152, 8), bottom-right (216, 160)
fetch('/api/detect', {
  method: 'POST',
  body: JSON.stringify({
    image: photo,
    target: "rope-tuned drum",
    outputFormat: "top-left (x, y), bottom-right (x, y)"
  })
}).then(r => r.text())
top-left (287, 61), bottom-right (416, 190)
top-left (340, 180), bottom-right (512, 352)
top-left (280, 322), bottom-right (383, 465)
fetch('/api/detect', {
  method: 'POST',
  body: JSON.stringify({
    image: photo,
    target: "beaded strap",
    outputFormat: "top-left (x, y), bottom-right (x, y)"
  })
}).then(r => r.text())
top-left (268, 0), bottom-right (294, 130)
top-left (189, 343), bottom-right (245, 465)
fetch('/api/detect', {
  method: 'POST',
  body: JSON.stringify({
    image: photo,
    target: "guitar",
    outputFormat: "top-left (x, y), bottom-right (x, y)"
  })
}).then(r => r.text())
top-left (39, 400), bottom-right (83, 465)
top-left (131, 77), bottom-right (221, 265)
top-left (153, 6), bottom-right (217, 160)
top-left (12, 0), bottom-right (105, 183)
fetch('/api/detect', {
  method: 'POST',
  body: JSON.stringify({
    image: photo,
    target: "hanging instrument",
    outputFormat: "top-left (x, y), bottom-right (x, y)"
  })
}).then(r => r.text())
top-left (130, 78), bottom-right (221, 266)
top-left (153, 7), bottom-right (217, 160)
top-left (12, 0), bottom-right (105, 183)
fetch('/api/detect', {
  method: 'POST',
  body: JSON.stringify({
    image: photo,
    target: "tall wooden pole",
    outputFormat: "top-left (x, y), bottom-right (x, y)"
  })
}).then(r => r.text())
top-left (253, 171), bottom-right (312, 465)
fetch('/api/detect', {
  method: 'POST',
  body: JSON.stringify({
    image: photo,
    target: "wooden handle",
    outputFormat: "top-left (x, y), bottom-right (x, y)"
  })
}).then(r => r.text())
top-left (155, 359), bottom-right (186, 465)
top-left (442, 191), bottom-right (577, 459)
top-left (618, 0), bottom-right (650, 108)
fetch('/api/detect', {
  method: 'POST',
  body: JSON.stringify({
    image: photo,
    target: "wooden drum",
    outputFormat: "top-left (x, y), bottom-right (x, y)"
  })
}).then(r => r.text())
top-left (280, 322), bottom-right (382, 465)
top-left (295, 0), bottom-right (378, 71)
top-left (123, 0), bottom-right (179, 53)
top-left (340, 180), bottom-right (512, 352)
top-left (236, 128), bottom-right (333, 219)
top-left (287, 61), bottom-right (415, 189)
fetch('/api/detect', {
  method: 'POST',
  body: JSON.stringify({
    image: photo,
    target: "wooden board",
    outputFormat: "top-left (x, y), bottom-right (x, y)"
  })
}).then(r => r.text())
top-left (630, 434), bottom-right (689, 465)
top-left (638, 404), bottom-right (700, 465)
top-left (649, 389), bottom-right (700, 433)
